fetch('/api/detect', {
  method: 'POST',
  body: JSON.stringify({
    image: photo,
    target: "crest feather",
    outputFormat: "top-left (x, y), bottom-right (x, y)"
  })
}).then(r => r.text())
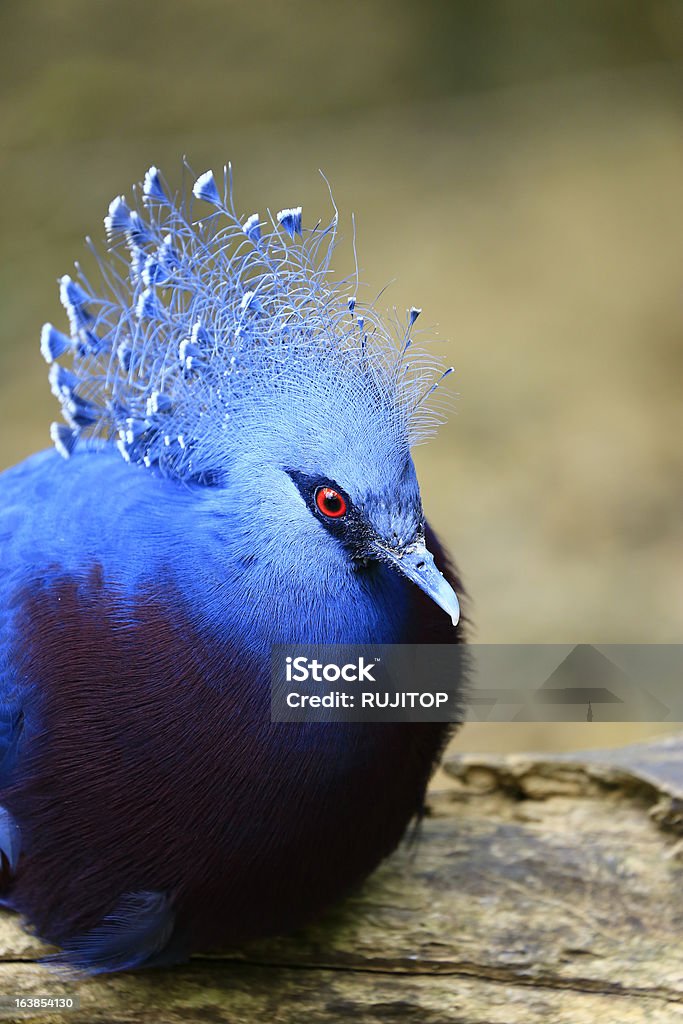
top-left (42, 164), bottom-right (453, 482)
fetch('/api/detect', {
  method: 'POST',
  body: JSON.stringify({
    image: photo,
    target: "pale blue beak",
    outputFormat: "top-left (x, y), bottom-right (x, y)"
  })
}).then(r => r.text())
top-left (378, 541), bottom-right (460, 626)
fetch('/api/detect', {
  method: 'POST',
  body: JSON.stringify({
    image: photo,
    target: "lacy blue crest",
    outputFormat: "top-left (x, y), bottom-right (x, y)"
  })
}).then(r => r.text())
top-left (42, 164), bottom-right (453, 482)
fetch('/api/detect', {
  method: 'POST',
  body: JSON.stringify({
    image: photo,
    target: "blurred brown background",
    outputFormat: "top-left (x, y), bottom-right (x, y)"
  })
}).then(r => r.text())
top-left (1, 1), bottom-right (681, 752)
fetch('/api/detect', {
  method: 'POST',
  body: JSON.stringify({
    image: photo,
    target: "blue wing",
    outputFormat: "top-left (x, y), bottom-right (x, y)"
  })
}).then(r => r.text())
top-left (0, 448), bottom-right (133, 884)
top-left (0, 450), bottom-right (71, 788)
top-left (0, 446), bottom-right (189, 948)
top-left (0, 455), bottom-right (43, 879)
top-left (43, 890), bottom-right (175, 974)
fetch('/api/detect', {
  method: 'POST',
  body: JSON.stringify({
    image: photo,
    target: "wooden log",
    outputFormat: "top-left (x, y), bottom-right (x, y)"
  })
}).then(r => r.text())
top-left (3, 734), bottom-right (683, 1022)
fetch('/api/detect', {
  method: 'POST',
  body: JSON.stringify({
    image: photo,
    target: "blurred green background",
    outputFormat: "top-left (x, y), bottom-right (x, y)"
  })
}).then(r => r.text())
top-left (1, 1), bottom-right (682, 751)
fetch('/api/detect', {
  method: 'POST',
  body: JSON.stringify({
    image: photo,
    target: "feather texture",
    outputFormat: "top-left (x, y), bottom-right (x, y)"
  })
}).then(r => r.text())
top-left (43, 165), bottom-right (453, 482)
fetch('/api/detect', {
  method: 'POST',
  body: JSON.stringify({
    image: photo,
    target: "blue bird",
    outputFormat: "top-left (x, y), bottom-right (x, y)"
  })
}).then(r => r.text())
top-left (0, 165), bottom-right (465, 974)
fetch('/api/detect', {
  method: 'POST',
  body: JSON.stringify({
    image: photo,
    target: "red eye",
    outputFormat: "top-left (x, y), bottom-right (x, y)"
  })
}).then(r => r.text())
top-left (315, 486), bottom-right (347, 519)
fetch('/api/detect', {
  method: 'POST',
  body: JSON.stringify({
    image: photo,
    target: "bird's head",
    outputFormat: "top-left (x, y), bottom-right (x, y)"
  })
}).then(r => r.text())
top-left (41, 165), bottom-right (459, 626)
top-left (217, 359), bottom-right (460, 627)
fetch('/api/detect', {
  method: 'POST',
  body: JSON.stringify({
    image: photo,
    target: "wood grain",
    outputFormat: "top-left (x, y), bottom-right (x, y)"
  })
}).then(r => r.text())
top-left (3, 735), bottom-right (683, 1022)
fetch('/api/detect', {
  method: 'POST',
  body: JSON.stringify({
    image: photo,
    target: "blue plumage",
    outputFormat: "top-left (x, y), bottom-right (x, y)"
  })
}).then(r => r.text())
top-left (0, 164), bottom-right (464, 973)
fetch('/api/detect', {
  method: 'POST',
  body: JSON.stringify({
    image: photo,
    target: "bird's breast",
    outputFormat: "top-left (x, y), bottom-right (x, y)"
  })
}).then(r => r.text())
top-left (6, 561), bottom-right (456, 950)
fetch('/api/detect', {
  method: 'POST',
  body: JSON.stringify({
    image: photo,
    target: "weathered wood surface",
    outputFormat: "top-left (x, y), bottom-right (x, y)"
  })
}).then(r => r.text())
top-left (3, 735), bottom-right (683, 1023)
